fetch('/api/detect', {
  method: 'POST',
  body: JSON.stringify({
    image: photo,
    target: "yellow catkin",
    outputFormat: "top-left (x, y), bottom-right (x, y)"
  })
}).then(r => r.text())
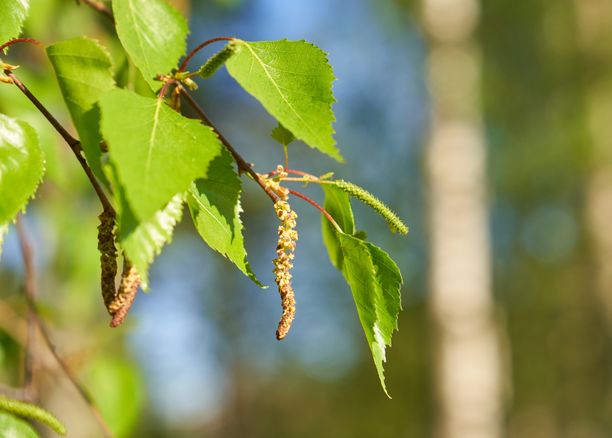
top-left (97, 208), bottom-right (117, 312)
top-left (273, 200), bottom-right (298, 340)
top-left (109, 259), bottom-right (141, 327)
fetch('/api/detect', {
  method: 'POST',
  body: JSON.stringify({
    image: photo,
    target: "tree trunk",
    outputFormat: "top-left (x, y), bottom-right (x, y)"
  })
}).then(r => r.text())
top-left (421, 1), bottom-right (503, 437)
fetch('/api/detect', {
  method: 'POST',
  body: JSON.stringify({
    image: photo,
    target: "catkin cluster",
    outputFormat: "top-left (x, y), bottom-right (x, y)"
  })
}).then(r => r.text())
top-left (96, 209), bottom-right (141, 327)
top-left (273, 200), bottom-right (298, 340)
top-left (109, 259), bottom-right (141, 327)
top-left (97, 208), bottom-right (118, 309)
top-left (264, 165), bottom-right (290, 200)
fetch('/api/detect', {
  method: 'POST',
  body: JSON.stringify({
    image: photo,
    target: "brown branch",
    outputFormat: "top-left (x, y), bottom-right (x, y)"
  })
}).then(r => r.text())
top-left (77, 0), bottom-right (115, 23)
top-left (15, 217), bottom-right (115, 438)
top-left (287, 189), bottom-right (342, 232)
top-left (4, 70), bottom-right (115, 214)
top-left (178, 37), bottom-right (235, 73)
top-left (179, 89), bottom-right (279, 202)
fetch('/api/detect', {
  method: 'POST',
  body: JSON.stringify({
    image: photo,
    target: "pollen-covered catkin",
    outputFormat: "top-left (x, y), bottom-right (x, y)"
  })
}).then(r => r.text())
top-left (108, 258), bottom-right (141, 327)
top-left (97, 208), bottom-right (117, 312)
top-left (273, 200), bottom-right (298, 340)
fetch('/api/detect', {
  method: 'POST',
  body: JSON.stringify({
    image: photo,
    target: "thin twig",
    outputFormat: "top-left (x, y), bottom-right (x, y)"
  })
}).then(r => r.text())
top-left (0, 38), bottom-right (42, 54)
top-left (178, 37), bottom-right (235, 73)
top-left (5, 70), bottom-right (115, 214)
top-left (288, 189), bottom-right (342, 232)
top-left (77, 0), bottom-right (115, 23)
top-left (15, 217), bottom-right (115, 438)
top-left (179, 89), bottom-right (279, 202)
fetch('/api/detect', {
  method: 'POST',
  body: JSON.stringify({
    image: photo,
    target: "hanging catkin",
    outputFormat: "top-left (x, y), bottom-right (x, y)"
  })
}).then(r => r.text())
top-left (97, 208), bottom-right (117, 311)
top-left (109, 258), bottom-right (141, 327)
top-left (273, 199), bottom-right (298, 340)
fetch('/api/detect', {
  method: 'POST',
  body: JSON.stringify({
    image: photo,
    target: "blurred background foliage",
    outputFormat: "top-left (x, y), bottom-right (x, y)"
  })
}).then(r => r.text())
top-left (1, 0), bottom-right (611, 437)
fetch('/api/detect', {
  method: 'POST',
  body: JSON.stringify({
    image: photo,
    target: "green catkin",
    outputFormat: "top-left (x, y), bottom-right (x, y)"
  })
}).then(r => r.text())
top-left (198, 41), bottom-right (239, 79)
top-left (109, 258), bottom-right (141, 327)
top-left (332, 180), bottom-right (408, 235)
top-left (0, 397), bottom-right (67, 436)
top-left (273, 200), bottom-right (298, 340)
top-left (97, 208), bottom-right (117, 312)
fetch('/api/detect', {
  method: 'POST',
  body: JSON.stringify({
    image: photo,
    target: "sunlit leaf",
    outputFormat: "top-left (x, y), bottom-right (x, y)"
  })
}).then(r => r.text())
top-left (188, 149), bottom-right (263, 287)
top-left (99, 89), bottom-right (222, 222)
top-left (0, 114), bottom-right (44, 224)
top-left (226, 39), bottom-right (341, 161)
top-left (82, 356), bottom-right (145, 438)
top-left (112, 0), bottom-right (188, 90)
top-left (0, 412), bottom-right (39, 438)
top-left (0, 0), bottom-right (29, 44)
top-left (47, 37), bottom-right (115, 183)
top-left (321, 186), bottom-right (402, 397)
top-left (107, 162), bottom-right (184, 290)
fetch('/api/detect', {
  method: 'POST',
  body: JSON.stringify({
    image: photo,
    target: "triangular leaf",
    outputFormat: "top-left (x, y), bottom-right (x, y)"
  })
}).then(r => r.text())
top-left (112, 0), bottom-right (188, 90)
top-left (0, 114), bottom-right (44, 224)
top-left (187, 149), bottom-right (263, 287)
top-left (321, 185), bottom-right (402, 396)
top-left (47, 37), bottom-right (115, 184)
top-left (226, 40), bottom-right (341, 161)
top-left (335, 233), bottom-right (402, 398)
top-left (99, 89), bottom-right (222, 221)
top-left (0, 0), bottom-right (29, 45)
top-left (106, 164), bottom-right (183, 290)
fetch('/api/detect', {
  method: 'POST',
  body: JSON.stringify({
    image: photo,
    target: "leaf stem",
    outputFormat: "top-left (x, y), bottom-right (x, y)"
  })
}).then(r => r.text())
top-left (0, 38), bottom-right (42, 54)
top-left (178, 37), bottom-right (235, 73)
top-left (15, 218), bottom-right (115, 438)
top-left (4, 70), bottom-right (115, 214)
top-left (179, 88), bottom-right (279, 202)
top-left (287, 189), bottom-right (342, 233)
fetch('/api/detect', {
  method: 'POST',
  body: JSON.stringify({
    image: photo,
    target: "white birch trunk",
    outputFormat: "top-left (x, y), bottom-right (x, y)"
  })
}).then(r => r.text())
top-left (422, 1), bottom-right (503, 437)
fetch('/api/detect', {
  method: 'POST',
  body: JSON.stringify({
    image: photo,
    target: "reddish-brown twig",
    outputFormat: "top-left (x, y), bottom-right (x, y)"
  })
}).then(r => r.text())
top-left (288, 189), bottom-right (342, 232)
top-left (0, 38), bottom-right (42, 54)
top-left (179, 88), bottom-right (279, 202)
top-left (178, 37), bottom-right (235, 73)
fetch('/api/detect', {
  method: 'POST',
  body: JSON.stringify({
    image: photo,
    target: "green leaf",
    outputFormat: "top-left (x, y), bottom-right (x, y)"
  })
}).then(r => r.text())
top-left (107, 162), bottom-right (184, 290)
top-left (271, 123), bottom-right (295, 146)
top-left (0, 412), bottom-right (39, 438)
top-left (0, 397), bottom-right (66, 435)
top-left (112, 0), bottom-right (188, 90)
top-left (226, 40), bottom-right (341, 161)
top-left (188, 149), bottom-right (263, 287)
top-left (99, 89), bottom-right (222, 221)
top-left (335, 233), bottom-right (402, 397)
top-left (0, 114), bottom-right (44, 224)
top-left (46, 37), bottom-right (115, 184)
top-left (82, 356), bottom-right (145, 438)
top-left (321, 185), bottom-right (354, 268)
top-left (321, 185), bottom-right (402, 396)
top-left (0, 0), bottom-right (29, 44)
